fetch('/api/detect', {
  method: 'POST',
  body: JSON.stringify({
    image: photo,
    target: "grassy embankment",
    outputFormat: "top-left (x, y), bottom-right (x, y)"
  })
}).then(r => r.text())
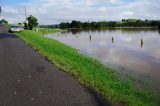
top-left (16, 29), bottom-right (158, 106)
top-left (35, 28), bottom-right (64, 34)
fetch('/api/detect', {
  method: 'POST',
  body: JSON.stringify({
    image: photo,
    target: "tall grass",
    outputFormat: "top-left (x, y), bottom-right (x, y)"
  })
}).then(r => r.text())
top-left (16, 30), bottom-right (158, 106)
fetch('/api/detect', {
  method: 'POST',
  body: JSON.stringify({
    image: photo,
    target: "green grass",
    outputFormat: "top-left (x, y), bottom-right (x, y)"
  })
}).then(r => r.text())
top-left (4, 24), bottom-right (11, 29)
top-left (16, 29), bottom-right (159, 106)
top-left (35, 28), bottom-right (66, 34)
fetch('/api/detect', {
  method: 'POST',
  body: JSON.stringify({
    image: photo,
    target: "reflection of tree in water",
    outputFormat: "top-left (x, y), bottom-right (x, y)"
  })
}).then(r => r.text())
top-left (109, 28), bottom-right (116, 32)
top-left (70, 29), bottom-right (82, 35)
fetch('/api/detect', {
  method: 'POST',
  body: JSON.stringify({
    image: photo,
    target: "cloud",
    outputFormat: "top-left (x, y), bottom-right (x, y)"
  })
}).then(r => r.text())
top-left (0, 0), bottom-right (160, 24)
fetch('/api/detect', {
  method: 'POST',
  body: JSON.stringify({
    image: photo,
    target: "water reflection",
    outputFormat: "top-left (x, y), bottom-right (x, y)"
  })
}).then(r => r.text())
top-left (89, 35), bottom-right (92, 41)
top-left (140, 39), bottom-right (144, 48)
top-left (46, 29), bottom-right (160, 92)
top-left (112, 37), bottom-right (114, 44)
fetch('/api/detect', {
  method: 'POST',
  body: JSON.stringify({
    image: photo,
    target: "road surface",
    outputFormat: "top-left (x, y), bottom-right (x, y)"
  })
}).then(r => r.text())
top-left (0, 25), bottom-right (109, 106)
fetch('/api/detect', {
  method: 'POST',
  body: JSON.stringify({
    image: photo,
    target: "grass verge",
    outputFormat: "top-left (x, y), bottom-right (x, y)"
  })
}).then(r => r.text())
top-left (16, 29), bottom-right (158, 106)
top-left (36, 28), bottom-right (66, 34)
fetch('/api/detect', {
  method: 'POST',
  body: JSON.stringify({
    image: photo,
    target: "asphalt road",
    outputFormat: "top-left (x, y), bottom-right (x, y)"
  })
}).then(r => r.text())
top-left (0, 25), bottom-right (109, 106)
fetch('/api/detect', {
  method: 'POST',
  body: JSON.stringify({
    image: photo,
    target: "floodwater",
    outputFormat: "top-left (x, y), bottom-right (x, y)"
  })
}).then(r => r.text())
top-left (46, 29), bottom-right (160, 92)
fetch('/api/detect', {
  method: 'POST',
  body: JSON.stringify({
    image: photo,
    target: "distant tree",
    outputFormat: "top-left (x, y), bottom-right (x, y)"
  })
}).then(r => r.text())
top-left (27, 15), bottom-right (38, 30)
top-left (70, 20), bottom-right (77, 28)
top-left (59, 22), bottom-right (69, 29)
top-left (150, 20), bottom-right (158, 27)
top-left (158, 21), bottom-right (160, 29)
top-left (23, 22), bottom-right (28, 29)
top-left (83, 22), bottom-right (91, 29)
top-left (76, 21), bottom-right (82, 28)
top-left (122, 19), bottom-right (126, 22)
top-left (0, 19), bottom-right (8, 24)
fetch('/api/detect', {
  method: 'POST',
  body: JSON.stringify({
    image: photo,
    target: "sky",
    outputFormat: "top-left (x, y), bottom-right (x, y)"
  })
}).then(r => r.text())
top-left (0, 0), bottom-right (160, 24)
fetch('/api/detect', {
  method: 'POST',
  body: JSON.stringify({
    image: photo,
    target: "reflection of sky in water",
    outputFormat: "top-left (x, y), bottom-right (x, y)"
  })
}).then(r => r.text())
top-left (46, 29), bottom-right (160, 89)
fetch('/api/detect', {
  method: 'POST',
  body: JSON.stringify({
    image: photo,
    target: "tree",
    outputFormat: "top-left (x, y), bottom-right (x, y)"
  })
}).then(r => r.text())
top-left (27, 15), bottom-right (38, 30)
top-left (0, 19), bottom-right (8, 24)
top-left (158, 21), bottom-right (160, 29)
top-left (70, 20), bottom-right (77, 28)
top-left (59, 22), bottom-right (69, 29)
top-left (23, 22), bottom-right (27, 29)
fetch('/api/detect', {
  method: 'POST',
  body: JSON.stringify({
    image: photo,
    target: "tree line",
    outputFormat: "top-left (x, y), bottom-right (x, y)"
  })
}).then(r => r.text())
top-left (59, 19), bottom-right (160, 29)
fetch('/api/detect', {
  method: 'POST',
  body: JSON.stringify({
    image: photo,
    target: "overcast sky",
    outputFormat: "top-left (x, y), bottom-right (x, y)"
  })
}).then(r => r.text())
top-left (0, 0), bottom-right (160, 24)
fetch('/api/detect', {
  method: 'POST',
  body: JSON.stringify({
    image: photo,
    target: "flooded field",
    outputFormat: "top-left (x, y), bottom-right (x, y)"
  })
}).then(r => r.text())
top-left (46, 29), bottom-right (160, 93)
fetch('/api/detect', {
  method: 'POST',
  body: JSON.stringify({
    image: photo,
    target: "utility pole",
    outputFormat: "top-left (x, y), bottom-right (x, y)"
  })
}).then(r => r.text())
top-left (0, 6), bottom-right (2, 17)
top-left (24, 6), bottom-right (29, 29)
